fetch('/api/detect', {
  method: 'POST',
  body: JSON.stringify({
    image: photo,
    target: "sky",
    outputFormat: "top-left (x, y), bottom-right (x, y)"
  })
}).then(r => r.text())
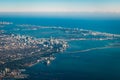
top-left (0, 0), bottom-right (120, 13)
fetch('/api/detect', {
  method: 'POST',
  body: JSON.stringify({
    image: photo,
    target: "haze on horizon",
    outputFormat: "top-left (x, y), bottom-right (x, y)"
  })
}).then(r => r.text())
top-left (0, 0), bottom-right (120, 14)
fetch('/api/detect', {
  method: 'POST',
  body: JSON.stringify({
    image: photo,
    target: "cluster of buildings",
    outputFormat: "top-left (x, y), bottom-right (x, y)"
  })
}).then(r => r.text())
top-left (0, 34), bottom-right (68, 51)
top-left (55, 27), bottom-right (120, 41)
top-left (0, 68), bottom-right (28, 80)
top-left (0, 32), bottom-right (68, 79)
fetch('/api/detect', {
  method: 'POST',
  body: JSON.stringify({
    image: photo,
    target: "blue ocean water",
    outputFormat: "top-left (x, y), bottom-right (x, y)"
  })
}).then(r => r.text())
top-left (0, 15), bottom-right (120, 80)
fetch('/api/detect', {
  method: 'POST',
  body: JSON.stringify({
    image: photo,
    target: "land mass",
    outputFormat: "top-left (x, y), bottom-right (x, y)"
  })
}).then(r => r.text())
top-left (0, 31), bottom-right (68, 79)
